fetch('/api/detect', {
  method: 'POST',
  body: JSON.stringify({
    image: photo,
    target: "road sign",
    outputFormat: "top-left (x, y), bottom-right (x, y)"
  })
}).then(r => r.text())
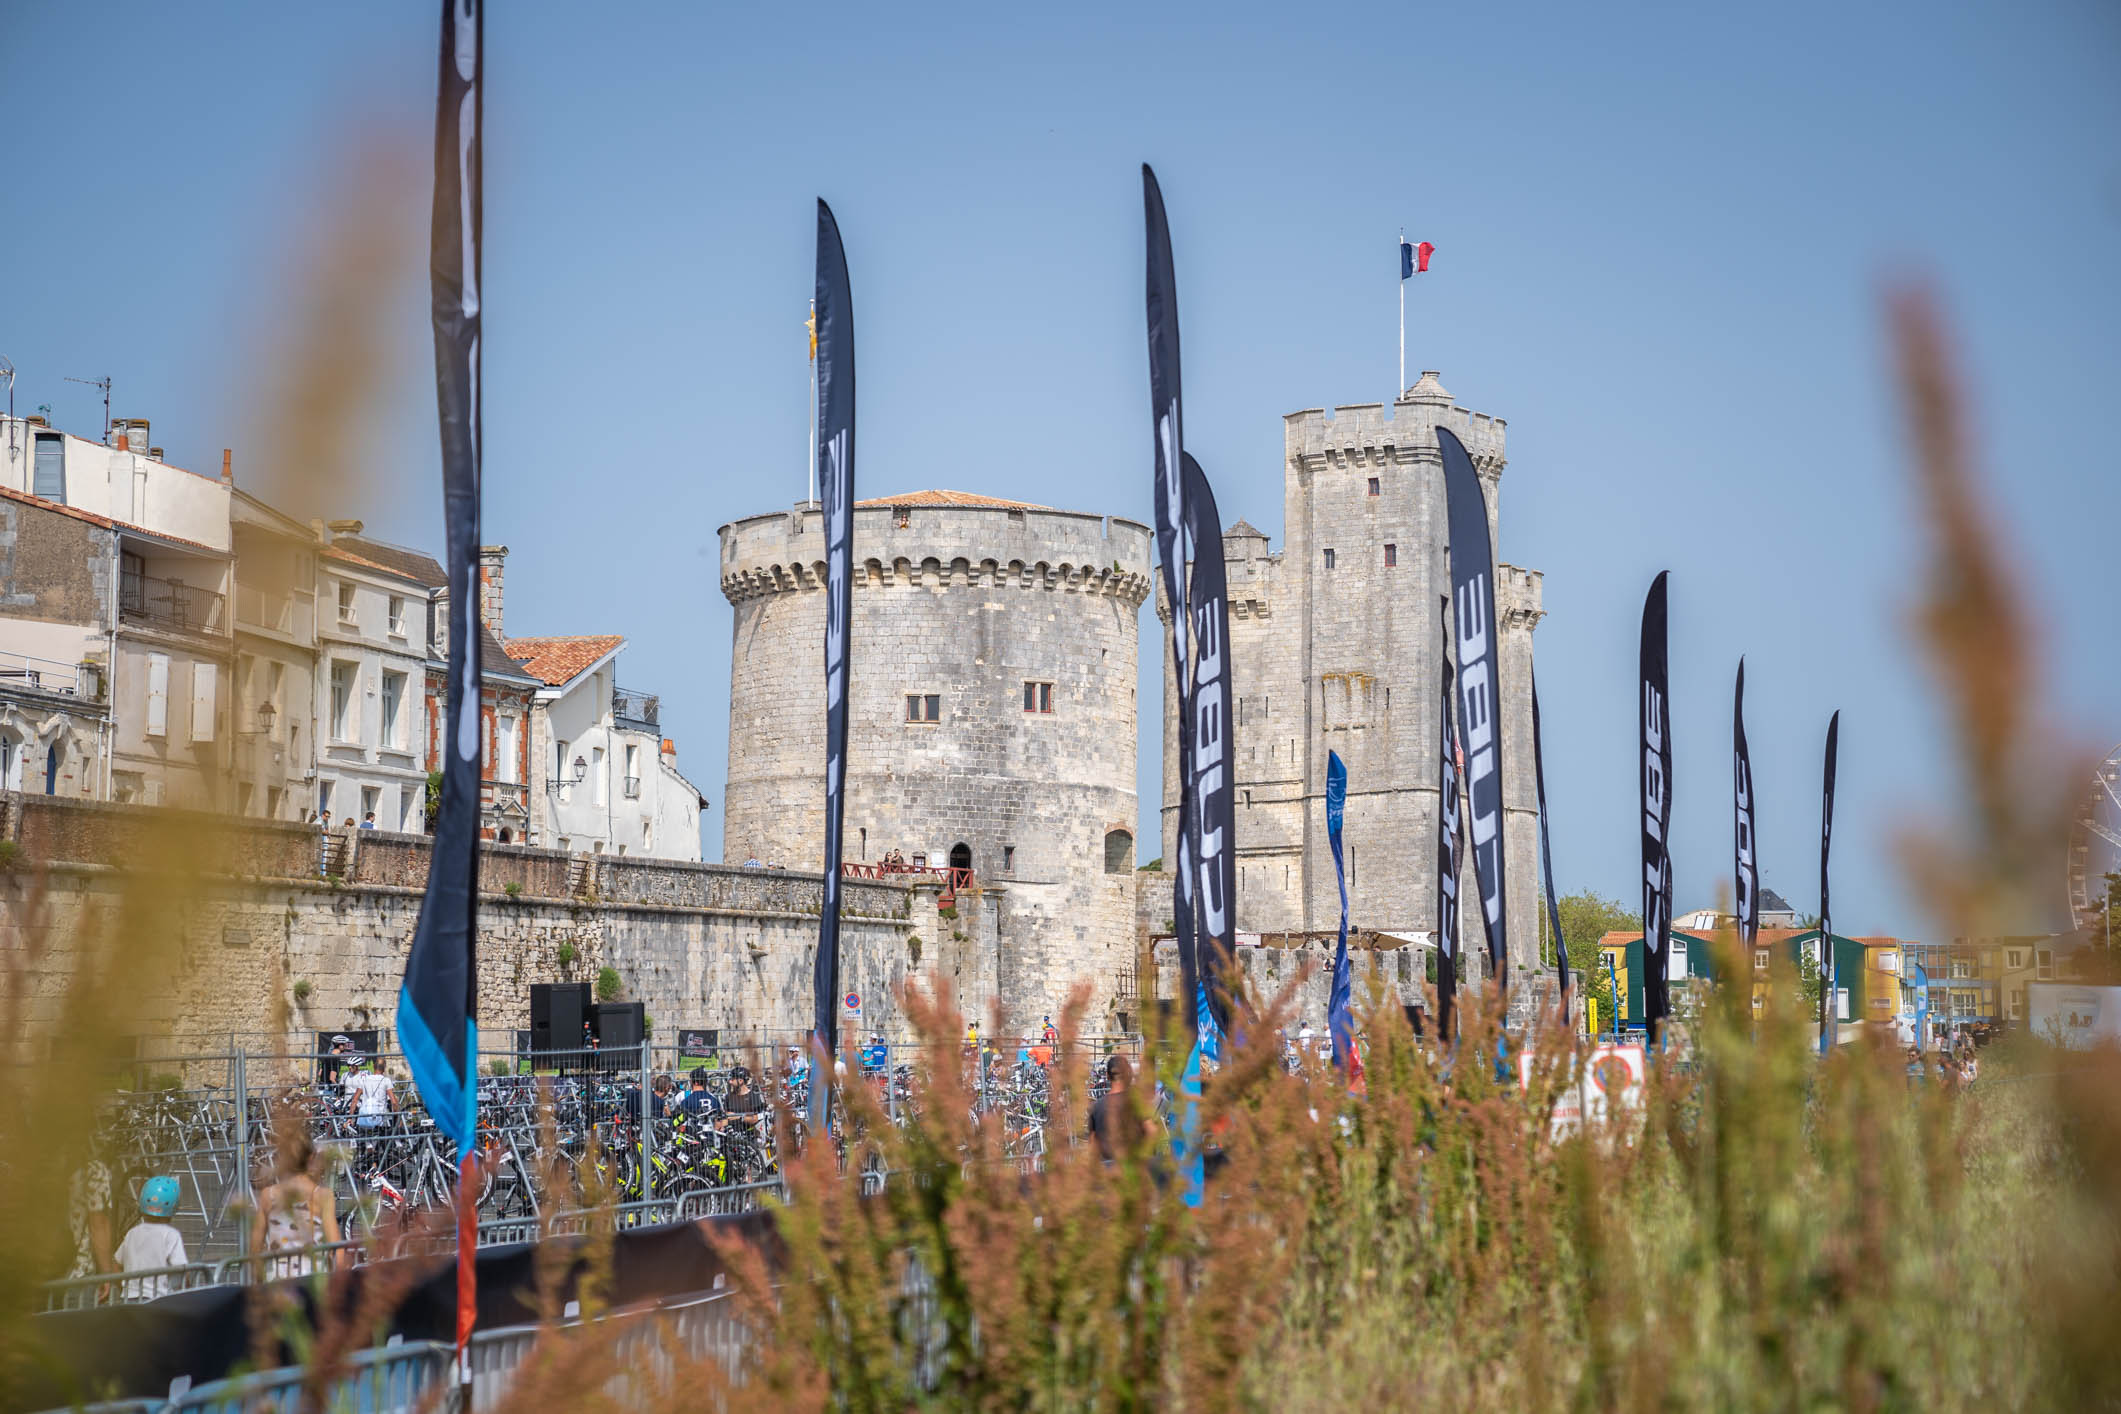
top-left (844, 991), bottom-right (861, 1015)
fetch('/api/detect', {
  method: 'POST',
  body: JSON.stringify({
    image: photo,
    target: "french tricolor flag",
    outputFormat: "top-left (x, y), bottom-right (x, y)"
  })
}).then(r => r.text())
top-left (1401, 240), bottom-right (1434, 279)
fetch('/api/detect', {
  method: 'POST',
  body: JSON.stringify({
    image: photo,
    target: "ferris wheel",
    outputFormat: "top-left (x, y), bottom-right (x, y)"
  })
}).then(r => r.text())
top-left (2066, 745), bottom-right (2121, 930)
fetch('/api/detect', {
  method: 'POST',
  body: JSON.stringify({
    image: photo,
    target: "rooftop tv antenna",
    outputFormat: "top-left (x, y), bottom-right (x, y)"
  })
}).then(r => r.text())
top-left (64, 374), bottom-right (112, 441)
top-left (0, 357), bottom-right (14, 459)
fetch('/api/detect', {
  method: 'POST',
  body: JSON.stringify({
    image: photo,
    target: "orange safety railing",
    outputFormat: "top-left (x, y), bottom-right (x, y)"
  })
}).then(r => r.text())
top-left (842, 860), bottom-right (976, 906)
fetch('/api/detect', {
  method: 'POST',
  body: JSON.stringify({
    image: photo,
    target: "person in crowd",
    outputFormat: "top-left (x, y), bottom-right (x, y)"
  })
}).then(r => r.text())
top-left (115, 1176), bottom-right (188, 1300)
top-left (681, 1067), bottom-right (718, 1120)
top-left (785, 1046), bottom-right (811, 1091)
top-left (1041, 1015), bottom-right (1059, 1047)
top-left (359, 811), bottom-right (376, 830)
top-left (1088, 1055), bottom-right (1140, 1162)
top-left (342, 1053), bottom-right (395, 1131)
top-left (862, 1034), bottom-right (888, 1073)
top-left (650, 1072), bottom-right (676, 1120)
top-left (67, 1139), bottom-right (116, 1281)
top-left (320, 1033), bottom-right (355, 1087)
top-left (722, 1066), bottom-right (767, 1122)
top-left (252, 1128), bottom-right (342, 1278)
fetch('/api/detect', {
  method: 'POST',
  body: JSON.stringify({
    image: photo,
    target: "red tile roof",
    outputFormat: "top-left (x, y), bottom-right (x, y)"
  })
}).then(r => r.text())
top-left (855, 489), bottom-right (1050, 510)
top-left (502, 634), bottom-right (623, 686)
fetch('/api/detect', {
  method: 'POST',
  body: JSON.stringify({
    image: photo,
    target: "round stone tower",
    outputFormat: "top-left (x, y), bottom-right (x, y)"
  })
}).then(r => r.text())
top-left (718, 490), bottom-right (1154, 1032)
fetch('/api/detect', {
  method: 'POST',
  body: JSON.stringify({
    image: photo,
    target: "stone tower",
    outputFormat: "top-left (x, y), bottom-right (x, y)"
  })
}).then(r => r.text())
top-left (720, 491), bottom-right (1154, 1031)
top-left (1161, 373), bottom-right (1545, 982)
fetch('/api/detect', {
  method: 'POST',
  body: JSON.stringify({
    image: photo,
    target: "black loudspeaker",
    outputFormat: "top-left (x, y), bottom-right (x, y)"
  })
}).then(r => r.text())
top-left (530, 983), bottom-right (591, 1059)
top-left (592, 1002), bottom-right (645, 1070)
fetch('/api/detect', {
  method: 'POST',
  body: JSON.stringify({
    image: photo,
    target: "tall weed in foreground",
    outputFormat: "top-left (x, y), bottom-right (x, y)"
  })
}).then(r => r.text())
top-left (684, 292), bottom-right (2121, 1412)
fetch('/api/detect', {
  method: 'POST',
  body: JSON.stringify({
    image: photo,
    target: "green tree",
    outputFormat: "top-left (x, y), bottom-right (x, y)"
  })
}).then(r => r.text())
top-left (1547, 889), bottom-right (1640, 1027)
top-left (595, 965), bottom-right (623, 1003)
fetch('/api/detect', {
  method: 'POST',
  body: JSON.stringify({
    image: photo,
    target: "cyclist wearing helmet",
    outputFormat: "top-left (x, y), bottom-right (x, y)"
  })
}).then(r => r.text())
top-left (114, 1176), bottom-right (188, 1300)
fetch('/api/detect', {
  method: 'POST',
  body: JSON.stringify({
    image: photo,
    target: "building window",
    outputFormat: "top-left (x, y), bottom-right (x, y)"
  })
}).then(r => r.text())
top-left (592, 746), bottom-right (607, 806)
top-left (1322, 548), bottom-right (1335, 570)
top-left (2037, 950), bottom-right (2053, 980)
top-left (387, 595), bottom-right (406, 637)
top-left (144, 653), bottom-right (170, 738)
top-left (337, 580), bottom-right (357, 624)
top-left (2010, 987), bottom-right (2027, 1018)
top-left (2006, 948), bottom-right (2025, 970)
top-left (1383, 543), bottom-right (1397, 567)
top-left (190, 661), bottom-right (217, 743)
top-left (1104, 829), bottom-right (1133, 874)
top-left (906, 693), bottom-right (941, 723)
top-left (1755, 948), bottom-right (1769, 971)
top-left (360, 785), bottom-right (380, 824)
top-left (331, 661), bottom-right (358, 742)
top-left (624, 743), bottom-right (641, 798)
top-left (1023, 681), bottom-right (1053, 714)
top-left (1003, 845), bottom-right (1016, 872)
top-left (1367, 476), bottom-right (1379, 497)
top-left (380, 670), bottom-right (407, 750)
top-left (497, 715), bottom-right (520, 784)
top-left (1950, 957), bottom-right (1972, 980)
top-left (33, 432), bottom-right (65, 502)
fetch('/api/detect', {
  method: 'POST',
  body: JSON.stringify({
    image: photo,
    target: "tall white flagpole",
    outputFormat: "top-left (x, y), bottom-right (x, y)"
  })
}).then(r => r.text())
top-left (1397, 230), bottom-right (1406, 397)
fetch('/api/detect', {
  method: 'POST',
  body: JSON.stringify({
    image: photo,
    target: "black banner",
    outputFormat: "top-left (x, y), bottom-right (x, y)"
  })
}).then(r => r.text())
top-left (1143, 163), bottom-right (1199, 1041)
top-left (1436, 426), bottom-right (1508, 991)
top-left (1532, 672), bottom-right (1569, 1002)
top-left (677, 1028), bottom-right (719, 1062)
top-left (813, 199), bottom-right (855, 1077)
top-left (1819, 709), bottom-right (1840, 1051)
top-left (398, 0), bottom-right (481, 1155)
top-left (1436, 597), bottom-right (1461, 1040)
top-left (1640, 572), bottom-right (1674, 1038)
top-left (1734, 659), bottom-right (1759, 949)
top-left (1181, 451), bottom-right (1235, 1037)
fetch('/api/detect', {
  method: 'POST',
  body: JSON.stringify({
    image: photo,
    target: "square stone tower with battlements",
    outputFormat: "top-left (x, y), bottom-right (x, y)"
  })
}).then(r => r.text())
top-left (1161, 373), bottom-right (1545, 984)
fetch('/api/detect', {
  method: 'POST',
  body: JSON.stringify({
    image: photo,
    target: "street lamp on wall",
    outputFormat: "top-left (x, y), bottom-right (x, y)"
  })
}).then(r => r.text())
top-left (572, 755), bottom-right (588, 785)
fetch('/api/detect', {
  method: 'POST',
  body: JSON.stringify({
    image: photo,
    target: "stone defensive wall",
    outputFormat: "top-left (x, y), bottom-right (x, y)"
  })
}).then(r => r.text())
top-left (718, 500), bottom-right (1153, 606)
top-left (0, 792), bottom-right (1000, 1061)
top-left (1150, 934), bottom-right (1429, 1030)
top-left (717, 497), bottom-right (1154, 1031)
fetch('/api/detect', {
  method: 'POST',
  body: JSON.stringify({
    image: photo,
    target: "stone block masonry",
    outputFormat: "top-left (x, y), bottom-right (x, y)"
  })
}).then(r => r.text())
top-left (0, 792), bottom-right (1001, 1065)
top-left (719, 496), bottom-right (1154, 1033)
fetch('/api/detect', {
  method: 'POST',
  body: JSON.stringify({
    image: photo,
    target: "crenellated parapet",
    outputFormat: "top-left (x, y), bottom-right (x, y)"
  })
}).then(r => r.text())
top-left (1283, 371), bottom-right (1507, 480)
top-left (719, 501), bottom-right (1152, 610)
top-left (1498, 563), bottom-right (1545, 632)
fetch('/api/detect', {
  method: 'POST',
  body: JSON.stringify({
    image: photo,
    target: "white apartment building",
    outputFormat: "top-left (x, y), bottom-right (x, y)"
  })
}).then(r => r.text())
top-left (0, 416), bottom-right (234, 809)
top-left (505, 633), bottom-right (705, 860)
top-left (315, 523), bottom-right (430, 831)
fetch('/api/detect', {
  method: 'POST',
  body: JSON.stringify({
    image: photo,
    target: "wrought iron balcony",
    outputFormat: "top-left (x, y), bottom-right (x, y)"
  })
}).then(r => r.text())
top-left (612, 686), bottom-right (659, 731)
top-left (121, 568), bottom-right (227, 637)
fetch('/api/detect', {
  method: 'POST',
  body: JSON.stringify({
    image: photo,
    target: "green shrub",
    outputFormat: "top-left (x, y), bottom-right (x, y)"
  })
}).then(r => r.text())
top-left (595, 965), bottom-right (622, 1003)
top-left (291, 979), bottom-right (312, 1004)
top-left (502, 880), bottom-right (523, 898)
top-left (556, 941), bottom-right (578, 967)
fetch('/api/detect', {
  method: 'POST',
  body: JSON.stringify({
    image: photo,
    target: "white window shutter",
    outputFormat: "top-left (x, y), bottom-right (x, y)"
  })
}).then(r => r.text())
top-left (145, 654), bottom-right (170, 738)
top-left (191, 662), bottom-right (217, 742)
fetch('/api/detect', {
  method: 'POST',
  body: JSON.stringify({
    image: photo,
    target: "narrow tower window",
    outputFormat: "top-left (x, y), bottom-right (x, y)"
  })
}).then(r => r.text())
top-left (1367, 477), bottom-right (1379, 497)
top-left (1322, 548), bottom-right (1336, 570)
top-left (1384, 543), bottom-right (1397, 567)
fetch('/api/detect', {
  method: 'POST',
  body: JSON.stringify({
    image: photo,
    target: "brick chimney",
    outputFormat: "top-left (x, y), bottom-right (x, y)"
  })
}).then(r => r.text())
top-left (327, 519), bottom-right (364, 542)
top-left (478, 545), bottom-right (508, 636)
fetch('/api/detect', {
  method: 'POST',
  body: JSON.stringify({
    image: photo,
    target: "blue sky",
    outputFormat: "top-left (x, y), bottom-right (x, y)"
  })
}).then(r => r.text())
top-left (5, 2), bottom-right (2116, 938)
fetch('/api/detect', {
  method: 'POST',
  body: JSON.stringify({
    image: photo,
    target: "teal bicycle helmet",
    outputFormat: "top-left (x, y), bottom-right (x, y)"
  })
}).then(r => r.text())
top-left (139, 1175), bottom-right (180, 1218)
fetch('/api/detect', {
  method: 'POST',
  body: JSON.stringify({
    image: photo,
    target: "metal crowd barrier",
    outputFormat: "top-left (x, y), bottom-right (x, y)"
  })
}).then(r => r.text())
top-left (168, 1339), bottom-right (456, 1414)
top-left (41, 1185), bottom-right (789, 1312)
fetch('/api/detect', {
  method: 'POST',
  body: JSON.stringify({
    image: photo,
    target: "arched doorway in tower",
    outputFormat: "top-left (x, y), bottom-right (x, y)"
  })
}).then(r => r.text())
top-left (949, 842), bottom-right (972, 878)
